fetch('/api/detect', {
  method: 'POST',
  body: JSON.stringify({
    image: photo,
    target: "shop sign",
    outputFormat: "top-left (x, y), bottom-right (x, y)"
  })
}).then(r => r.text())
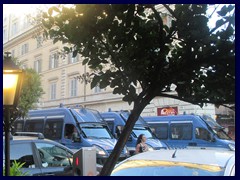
top-left (157, 107), bottom-right (178, 116)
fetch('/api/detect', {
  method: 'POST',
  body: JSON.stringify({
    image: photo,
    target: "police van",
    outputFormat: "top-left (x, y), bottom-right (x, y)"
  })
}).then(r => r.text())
top-left (13, 106), bottom-right (129, 164)
top-left (101, 110), bottom-right (168, 155)
top-left (143, 115), bottom-right (235, 151)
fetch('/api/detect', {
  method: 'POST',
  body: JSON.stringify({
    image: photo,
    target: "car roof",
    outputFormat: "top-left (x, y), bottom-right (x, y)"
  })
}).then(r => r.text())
top-left (121, 149), bottom-right (235, 168)
top-left (3, 136), bottom-right (74, 153)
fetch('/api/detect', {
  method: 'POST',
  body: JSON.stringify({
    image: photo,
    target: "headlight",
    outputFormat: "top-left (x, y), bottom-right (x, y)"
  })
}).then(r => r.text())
top-left (228, 143), bottom-right (235, 151)
top-left (93, 145), bottom-right (107, 156)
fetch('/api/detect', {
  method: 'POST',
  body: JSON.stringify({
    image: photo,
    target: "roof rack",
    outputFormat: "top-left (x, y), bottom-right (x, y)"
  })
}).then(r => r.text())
top-left (14, 132), bottom-right (45, 139)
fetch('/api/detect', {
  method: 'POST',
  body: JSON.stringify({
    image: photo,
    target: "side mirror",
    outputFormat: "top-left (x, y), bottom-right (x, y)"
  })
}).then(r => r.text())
top-left (72, 133), bottom-right (81, 142)
top-left (210, 134), bottom-right (216, 142)
top-left (128, 136), bottom-right (132, 142)
top-left (114, 133), bottom-right (119, 139)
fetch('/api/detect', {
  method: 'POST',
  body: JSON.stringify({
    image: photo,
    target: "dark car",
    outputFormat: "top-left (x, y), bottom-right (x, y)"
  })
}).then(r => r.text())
top-left (3, 132), bottom-right (74, 176)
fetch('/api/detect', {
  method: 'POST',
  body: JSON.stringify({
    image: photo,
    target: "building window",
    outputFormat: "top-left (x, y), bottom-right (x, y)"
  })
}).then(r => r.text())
top-left (36, 35), bottom-right (43, 48)
top-left (49, 52), bottom-right (59, 69)
top-left (70, 78), bottom-right (78, 97)
top-left (23, 16), bottom-right (31, 29)
top-left (11, 22), bottom-right (18, 36)
top-left (94, 84), bottom-right (102, 93)
top-left (21, 43), bottom-right (29, 55)
top-left (22, 64), bottom-right (28, 70)
top-left (68, 52), bottom-right (79, 64)
top-left (34, 57), bottom-right (42, 73)
top-left (11, 49), bottom-right (15, 58)
top-left (3, 28), bottom-right (7, 41)
top-left (50, 82), bottom-right (57, 100)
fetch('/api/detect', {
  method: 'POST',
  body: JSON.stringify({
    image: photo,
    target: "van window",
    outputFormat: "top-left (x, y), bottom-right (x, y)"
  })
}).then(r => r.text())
top-left (195, 128), bottom-right (211, 141)
top-left (24, 120), bottom-right (44, 133)
top-left (44, 120), bottom-right (63, 140)
top-left (149, 123), bottom-right (168, 140)
top-left (64, 124), bottom-right (76, 139)
top-left (13, 121), bottom-right (24, 134)
top-left (170, 123), bottom-right (192, 140)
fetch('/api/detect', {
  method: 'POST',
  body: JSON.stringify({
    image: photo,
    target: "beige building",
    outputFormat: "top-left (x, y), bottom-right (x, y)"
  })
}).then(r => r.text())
top-left (3, 4), bottom-right (217, 117)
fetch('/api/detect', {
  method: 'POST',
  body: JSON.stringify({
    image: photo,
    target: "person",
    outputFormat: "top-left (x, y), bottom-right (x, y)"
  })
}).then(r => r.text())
top-left (135, 134), bottom-right (149, 154)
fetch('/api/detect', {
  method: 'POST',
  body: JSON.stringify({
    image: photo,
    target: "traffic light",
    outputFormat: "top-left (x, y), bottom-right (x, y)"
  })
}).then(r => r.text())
top-left (73, 147), bottom-right (96, 176)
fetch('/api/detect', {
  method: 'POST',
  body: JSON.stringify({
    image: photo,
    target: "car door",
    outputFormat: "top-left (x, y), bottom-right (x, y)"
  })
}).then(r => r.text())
top-left (34, 142), bottom-right (73, 176)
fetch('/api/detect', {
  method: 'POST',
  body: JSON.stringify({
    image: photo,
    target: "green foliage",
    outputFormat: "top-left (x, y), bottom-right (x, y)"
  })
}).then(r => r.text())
top-left (18, 68), bottom-right (44, 118)
top-left (41, 4), bottom-right (235, 175)
top-left (41, 4), bottom-right (234, 107)
top-left (3, 161), bottom-right (29, 176)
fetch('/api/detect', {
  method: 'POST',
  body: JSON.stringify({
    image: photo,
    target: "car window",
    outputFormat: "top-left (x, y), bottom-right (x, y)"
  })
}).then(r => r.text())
top-left (9, 143), bottom-right (36, 168)
top-left (35, 142), bottom-right (72, 168)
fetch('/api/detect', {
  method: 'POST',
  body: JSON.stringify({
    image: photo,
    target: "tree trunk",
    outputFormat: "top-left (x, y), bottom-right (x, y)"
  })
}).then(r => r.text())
top-left (99, 95), bottom-right (153, 176)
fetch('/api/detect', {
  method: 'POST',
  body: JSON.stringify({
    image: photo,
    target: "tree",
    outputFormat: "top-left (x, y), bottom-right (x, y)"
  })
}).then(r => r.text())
top-left (11, 58), bottom-right (45, 118)
top-left (41, 4), bottom-right (235, 175)
top-left (17, 68), bottom-right (44, 118)
top-left (4, 57), bottom-right (44, 133)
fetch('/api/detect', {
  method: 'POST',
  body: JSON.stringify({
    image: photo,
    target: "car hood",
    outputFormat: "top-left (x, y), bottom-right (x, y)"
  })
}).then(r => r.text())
top-left (87, 138), bottom-right (117, 150)
top-left (146, 139), bottom-right (166, 148)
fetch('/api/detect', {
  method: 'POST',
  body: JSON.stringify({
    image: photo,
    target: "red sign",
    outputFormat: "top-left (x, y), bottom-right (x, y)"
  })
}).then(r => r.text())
top-left (157, 107), bottom-right (178, 116)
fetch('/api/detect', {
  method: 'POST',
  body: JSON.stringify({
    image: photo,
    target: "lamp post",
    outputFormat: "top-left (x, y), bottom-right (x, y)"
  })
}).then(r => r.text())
top-left (3, 52), bottom-right (23, 176)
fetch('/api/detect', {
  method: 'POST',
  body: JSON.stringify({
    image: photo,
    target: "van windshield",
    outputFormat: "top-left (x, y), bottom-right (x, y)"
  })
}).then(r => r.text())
top-left (80, 123), bottom-right (112, 139)
top-left (120, 112), bottom-right (146, 125)
top-left (132, 127), bottom-right (154, 139)
top-left (201, 115), bottom-right (231, 140)
top-left (71, 108), bottom-right (104, 122)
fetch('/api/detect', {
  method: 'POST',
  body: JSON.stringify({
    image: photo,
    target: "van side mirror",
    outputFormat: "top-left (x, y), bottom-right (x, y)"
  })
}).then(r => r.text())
top-left (114, 133), bottom-right (119, 139)
top-left (211, 135), bottom-right (216, 142)
top-left (72, 133), bottom-right (81, 142)
top-left (128, 136), bottom-right (132, 141)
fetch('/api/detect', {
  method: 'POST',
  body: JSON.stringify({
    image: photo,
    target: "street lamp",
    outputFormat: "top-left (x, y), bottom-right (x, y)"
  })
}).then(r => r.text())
top-left (3, 52), bottom-right (23, 176)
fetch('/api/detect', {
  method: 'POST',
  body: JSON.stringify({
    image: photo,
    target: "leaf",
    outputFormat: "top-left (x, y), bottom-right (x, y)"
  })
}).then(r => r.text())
top-left (63, 46), bottom-right (70, 53)
top-left (91, 76), bottom-right (100, 89)
top-left (82, 58), bottom-right (89, 65)
top-left (73, 49), bottom-right (78, 58)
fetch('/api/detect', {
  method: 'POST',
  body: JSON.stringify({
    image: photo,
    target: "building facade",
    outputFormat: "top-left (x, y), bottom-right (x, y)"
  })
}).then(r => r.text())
top-left (3, 4), bottom-right (217, 117)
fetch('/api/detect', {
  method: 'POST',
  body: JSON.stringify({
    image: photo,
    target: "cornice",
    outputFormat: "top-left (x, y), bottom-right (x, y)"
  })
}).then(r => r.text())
top-left (3, 25), bottom-right (42, 49)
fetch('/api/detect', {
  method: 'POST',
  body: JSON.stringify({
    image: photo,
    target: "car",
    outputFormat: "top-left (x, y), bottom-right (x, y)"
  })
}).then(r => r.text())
top-left (111, 149), bottom-right (235, 176)
top-left (3, 132), bottom-right (75, 176)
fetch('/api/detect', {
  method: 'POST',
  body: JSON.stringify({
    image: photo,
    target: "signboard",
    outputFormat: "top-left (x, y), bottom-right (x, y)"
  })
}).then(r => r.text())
top-left (157, 107), bottom-right (178, 116)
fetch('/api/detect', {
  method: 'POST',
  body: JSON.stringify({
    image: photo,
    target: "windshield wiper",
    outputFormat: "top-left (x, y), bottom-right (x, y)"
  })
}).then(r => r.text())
top-left (87, 136), bottom-right (100, 139)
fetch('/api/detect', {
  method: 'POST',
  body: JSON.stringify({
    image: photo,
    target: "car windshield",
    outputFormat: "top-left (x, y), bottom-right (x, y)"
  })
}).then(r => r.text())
top-left (81, 123), bottom-right (112, 139)
top-left (132, 127), bottom-right (154, 139)
top-left (111, 160), bottom-right (225, 176)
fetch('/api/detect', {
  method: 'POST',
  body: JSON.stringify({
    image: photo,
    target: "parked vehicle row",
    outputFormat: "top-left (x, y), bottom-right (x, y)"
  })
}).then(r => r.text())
top-left (143, 115), bottom-right (235, 151)
top-left (13, 106), bottom-right (129, 165)
top-left (101, 110), bottom-right (167, 155)
top-left (11, 106), bottom-right (235, 176)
